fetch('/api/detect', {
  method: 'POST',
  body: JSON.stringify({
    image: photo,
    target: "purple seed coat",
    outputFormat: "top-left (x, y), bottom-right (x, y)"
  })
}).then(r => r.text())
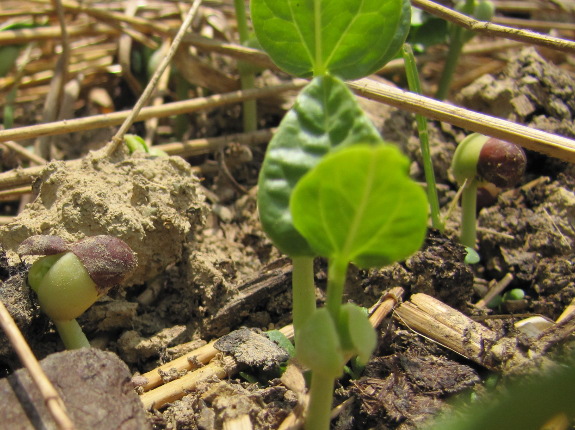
top-left (71, 236), bottom-right (137, 293)
top-left (478, 138), bottom-right (527, 188)
top-left (17, 235), bottom-right (71, 256)
top-left (18, 234), bottom-right (137, 294)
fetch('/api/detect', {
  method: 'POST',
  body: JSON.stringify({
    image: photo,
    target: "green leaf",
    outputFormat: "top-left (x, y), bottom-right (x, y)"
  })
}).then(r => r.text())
top-left (296, 307), bottom-right (344, 377)
top-left (250, 0), bottom-right (411, 79)
top-left (290, 144), bottom-right (428, 267)
top-left (338, 303), bottom-right (376, 365)
top-left (266, 329), bottom-right (295, 357)
top-left (257, 75), bottom-right (381, 256)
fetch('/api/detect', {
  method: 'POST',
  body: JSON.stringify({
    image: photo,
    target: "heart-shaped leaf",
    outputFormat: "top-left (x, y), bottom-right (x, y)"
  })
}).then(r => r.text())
top-left (251, 0), bottom-right (411, 79)
top-left (290, 144), bottom-right (428, 267)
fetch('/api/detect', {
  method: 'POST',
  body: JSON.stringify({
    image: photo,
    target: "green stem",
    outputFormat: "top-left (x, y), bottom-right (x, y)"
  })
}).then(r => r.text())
top-left (460, 179), bottom-right (478, 248)
top-left (53, 319), bottom-right (90, 349)
top-left (291, 256), bottom-right (316, 335)
top-left (434, 32), bottom-right (464, 100)
top-left (239, 71), bottom-right (257, 132)
top-left (325, 258), bottom-right (348, 321)
top-left (234, 0), bottom-right (249, 44)
top-left (234, 0), bottom-right (257, 132)
top-left (402, 44), bottom-right (444, 232)
top-left (305, 371), bottom-right (334, 430)
top-left (435, 0), bottom-right (475, 100)
top-left (174, 74), bottom-right (190, 140)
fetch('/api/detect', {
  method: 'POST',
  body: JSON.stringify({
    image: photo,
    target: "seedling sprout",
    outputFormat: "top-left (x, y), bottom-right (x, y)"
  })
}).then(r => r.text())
top-left (451, 133), bottom-right (526, 248)
top-left (250, 1), bottom-right (429, 428)
top-left (18, 235), bottom-right (137, 350)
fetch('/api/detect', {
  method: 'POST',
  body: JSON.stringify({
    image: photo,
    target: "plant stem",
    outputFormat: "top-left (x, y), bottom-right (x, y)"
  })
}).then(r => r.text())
top-left (434, 31), bottom-right (464, 100)
top-left (435, 0), bottom-right (475, 100)
top-left (53, 319), bottom-right (90, 349)
top-left (234, 0), bottom-right (257, 132)
top-left (291, 256), bottom-right (316, 335)
top-left (460, 178), bottom-right (478, 248)
top-left (325, 258), bottom-right (348, 321)
top-left (402, 44), bottom-right (444, 232)
top-left (305, 371), bottom-right (334, 430)
top-left (239, 71), bottom-right (257, 132)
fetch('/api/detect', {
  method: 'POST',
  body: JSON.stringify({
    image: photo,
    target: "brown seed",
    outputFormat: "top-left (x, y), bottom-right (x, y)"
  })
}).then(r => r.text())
top-left (478, 138), bottom-right (527, 188)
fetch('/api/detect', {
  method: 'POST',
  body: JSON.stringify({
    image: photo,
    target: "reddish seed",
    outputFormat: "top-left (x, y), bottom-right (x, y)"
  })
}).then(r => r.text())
top-left (70, 236), bottom-right (137, 291)
top-left (18, 234), bottom-right (137, 293)
top-left (478, 138), bottom-right (527, 188)
top-left (18, 235), bottom-right (70, 256)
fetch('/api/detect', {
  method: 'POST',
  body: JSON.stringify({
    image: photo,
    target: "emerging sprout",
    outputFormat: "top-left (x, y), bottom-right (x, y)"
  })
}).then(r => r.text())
top-left (18, 235), bottom-right (137, 349)
top-left (451, 133), bottom-right (526, 248)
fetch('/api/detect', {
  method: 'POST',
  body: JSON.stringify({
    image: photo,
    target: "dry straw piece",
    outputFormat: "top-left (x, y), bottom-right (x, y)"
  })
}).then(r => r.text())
top-left (138, 288), bottom-right (404, 412)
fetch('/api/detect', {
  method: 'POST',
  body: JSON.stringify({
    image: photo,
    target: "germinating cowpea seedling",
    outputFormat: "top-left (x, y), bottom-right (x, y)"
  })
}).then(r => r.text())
top-left (251, 0), bottom-right (429, 428)
top-left (451, 133), bottom-right (527, 248)
top-left (18, 235), bottom-right (137, 350)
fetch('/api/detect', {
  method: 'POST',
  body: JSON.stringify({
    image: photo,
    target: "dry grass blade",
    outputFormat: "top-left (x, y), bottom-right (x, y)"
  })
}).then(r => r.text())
top-left (0, 82), bottom-right (304, 144)
top-left (350, 78), bottom-right (575, 163)
top-left (138, 288), bottom-right (403, 412)
top-left (102, 0), bottom-right (203, 157)
top-left (0, 128), bottom-right (278, 191)
top-left (0, 24), bottom-right (113, 46)
top-left (412, 0), bottom-right (575, 54)
top-left (138, 324), bottom-right (294, 410)
top-left (0, 299), bottom-right (75, 430)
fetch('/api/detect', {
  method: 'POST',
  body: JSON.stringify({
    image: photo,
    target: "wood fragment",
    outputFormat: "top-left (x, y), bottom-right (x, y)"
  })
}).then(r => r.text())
top-left (395, 293), bottom-right (574, 373)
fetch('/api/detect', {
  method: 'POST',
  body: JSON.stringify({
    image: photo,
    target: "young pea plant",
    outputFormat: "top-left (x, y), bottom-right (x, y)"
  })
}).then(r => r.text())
top-left (290, 144), bottom-right (428, 430)
top-left (250, 0), bottom-right (428, 428)
top-left (18, 235), bottom-right (137, 350)
top-left (252, 0), bottom-right (411, 336)
top-left (451, 133), bottom-right (527, 248)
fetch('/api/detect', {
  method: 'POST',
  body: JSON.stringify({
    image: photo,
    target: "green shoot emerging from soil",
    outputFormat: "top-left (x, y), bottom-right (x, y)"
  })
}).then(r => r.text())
top-left (18, 235), bottom-right (137, 349)
top-left (251, 0), bottom-right (429, 428)
top-left (402, 43), bottom-right (443, 232)
top-left (451, 133), bottom-right (526, 248)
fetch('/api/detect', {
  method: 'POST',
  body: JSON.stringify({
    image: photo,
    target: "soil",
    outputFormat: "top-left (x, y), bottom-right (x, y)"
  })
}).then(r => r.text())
top-left (0, 3), bottom-right (574, 430)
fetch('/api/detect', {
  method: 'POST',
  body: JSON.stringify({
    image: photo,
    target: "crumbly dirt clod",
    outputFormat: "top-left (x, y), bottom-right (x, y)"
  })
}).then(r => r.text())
top-left (0, 151), bottom-right (207, 286)
top-left (458, 48), bottom-right (575, 140)
top-left (0, 249), bottom-right (38, 362)
top-left (214, 327), bottom-right (290, 373)
top-left (0, 348), bottom-right (150, 429)
top-left (478, 174), bottom-right (575, 319)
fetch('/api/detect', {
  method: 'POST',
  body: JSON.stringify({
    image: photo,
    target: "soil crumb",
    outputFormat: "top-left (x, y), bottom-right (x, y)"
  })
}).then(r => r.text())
top-left (0, 151), bottom-right (207, 285)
